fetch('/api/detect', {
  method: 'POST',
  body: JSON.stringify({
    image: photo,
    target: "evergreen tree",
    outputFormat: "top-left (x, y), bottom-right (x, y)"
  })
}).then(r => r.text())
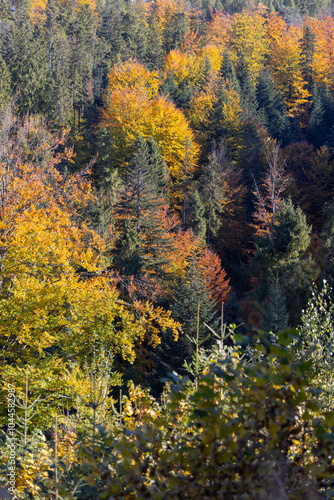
top-left (219, 50), bottom-right (240, 93)
top-left (170, 258), bottom-right (219, 358)
top-left (120, 0), bottom-right (148, 63)
top-left (321, 200), bottom-right (334, 287)
top-left (115, 219), bottom-right (143, 276)
top-left (307, 87), bottom-right (327, 149)
top-left (254, 198), bottom-right (318, 325)
top-left (236, 55), bottom-right (258, 120)
top-left (261, 277), bottom-right (289, 337)
top-left (0, 55), bottom-right (11, 107)
top-left (68, 4), bottom-right (94, 131)
top-left (162, 11), bottom-right (188, 54)
top-left (43, 0), bottom-right (72, 127)
top-left (144, 14), bottom-right (164, 71)
top-left (145, 136), bottom-right (169, 195)
top-left (114, 137), bottom-right (171, 276)
top-left (200, 143), bottom-right (229, 244)
top-left (256, 68), bottom-right (290, 143)
top-left (188, 190), bottom-right (207, 240)
top-left (3, 5), bottom-right (47, 114)
top-left (300, 25), bottom-right (316, 94)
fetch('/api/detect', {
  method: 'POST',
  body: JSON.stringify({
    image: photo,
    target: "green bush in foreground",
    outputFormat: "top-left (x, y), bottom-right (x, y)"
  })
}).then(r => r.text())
top-left (51, 331), bottom-right (334, 499)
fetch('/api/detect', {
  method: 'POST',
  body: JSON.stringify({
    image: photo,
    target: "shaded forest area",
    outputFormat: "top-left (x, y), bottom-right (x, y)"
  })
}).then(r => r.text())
top-left (1, 0), bottom-right (334, 498)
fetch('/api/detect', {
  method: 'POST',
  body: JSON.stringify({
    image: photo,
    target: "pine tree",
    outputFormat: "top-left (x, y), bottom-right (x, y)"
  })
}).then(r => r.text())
top-left (300, 25), bottom-right (316, 94)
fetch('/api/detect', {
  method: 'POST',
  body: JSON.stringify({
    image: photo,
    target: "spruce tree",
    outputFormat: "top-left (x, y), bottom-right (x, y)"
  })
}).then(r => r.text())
top-left (261, 277), bottom-right (289, 338)
top-left (0, 55), bottom-right (11, 107)
top-left (146, 136), bottom-right (169, 195)
top-left (162, 11), bottom-right (188, 54)
top-left (4, 5), bottom-right (47, 114)
top-left (43, 0), bottom-right (72, 127)
top-left (170, 258), bottom-right (219, 358)
top-left (220, 51), bottom-right (240, 93)
top-left (236, 54), bottom-right (258, 120)
top-left (307, 87), bottom-right (326, 149)
top-left (188, 190), bottom-right (207, 241)
top-left (256, 68), bottom-right (290, 143)
top-left (200, 143), bottom-right (229, 244)
top-left (300, 25), bottom-right (316, 93)
top-left (321, 201), bottom-right (334, 287)
top-left (254, 198), bottom-right (318, 325)
top-left (114, 137), bottom-right (171, 276)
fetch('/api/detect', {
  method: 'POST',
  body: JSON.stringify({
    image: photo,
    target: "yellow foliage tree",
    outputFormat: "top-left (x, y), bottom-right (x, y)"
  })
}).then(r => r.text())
top-left (266, 14), bottom-right (310, 124)
top-left (228, 7), bottom-right (269, 81)
top-left (0, 109), bottom-right (181, 367)
top-left (309, 17), bottom-right (334, 88)
top-left (101, 61), bottom-right (199, 207)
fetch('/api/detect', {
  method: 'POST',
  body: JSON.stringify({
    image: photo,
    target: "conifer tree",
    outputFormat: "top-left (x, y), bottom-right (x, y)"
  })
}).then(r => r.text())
top-left (307, 86), bottom-right (327, 149)
top-left (3, 5), bottom-right (47, 114)
top-left (261, 276), bottom-right (289, 337)
top-left (321, 200), bottom-right (334, 287)
top-left (200, 142), bottom-right (229, 244)
top-left (114, 136), bottom-right (171, 276)
top-left (170, 258), bottom-right (219, 358)
top-left (254, 198), bottom-right (318, 324)
top-left (188, 190), bottom-right (207, 241)
top-left (145, 136), bottom-right (169, 194)
top-left (219, 50), bottom-right (240, 93)
top-left (236, 54), bottom-right (258, 120)
top-left (162, 10), bottom-right (188, 54)
top-left (256, 68), bottom-right (290, 143)
top-left (43, 0), bottom-right (72, 126)
top-left (0, 55), bottom-right (11, 107)
top-left (300, 25), bottom-right (316, 94)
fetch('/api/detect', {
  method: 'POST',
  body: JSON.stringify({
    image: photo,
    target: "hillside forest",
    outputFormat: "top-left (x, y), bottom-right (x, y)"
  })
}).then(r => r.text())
top-left (1, 0), bottom-right (334, 498)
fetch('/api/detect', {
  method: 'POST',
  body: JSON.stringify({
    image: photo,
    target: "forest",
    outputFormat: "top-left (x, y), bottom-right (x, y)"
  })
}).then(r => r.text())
top-left (1, 0), bottom-right (334, 497)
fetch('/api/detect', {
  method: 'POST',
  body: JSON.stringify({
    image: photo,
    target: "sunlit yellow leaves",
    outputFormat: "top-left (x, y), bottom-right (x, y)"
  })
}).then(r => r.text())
top-left (308, 17), bottom-right (334, 89)
top-left (165, 45), bottom-right (221, 98)
top-left (133, 301), bottom-right (182, 345)
top-left (266, 15), bottom-right (310, 124)
top-left (147, 0), bottom-right (186, 40)
top-left (106, 60), bottom-right (161, 99)
top-left (102, 61), bottom-right (199, 198)
top-left (30, 0), bottom-right (98, 21)
top-left (228, 8), bottom-right (269, 80)
top-left (165, 49), bottom-right (201, 88)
